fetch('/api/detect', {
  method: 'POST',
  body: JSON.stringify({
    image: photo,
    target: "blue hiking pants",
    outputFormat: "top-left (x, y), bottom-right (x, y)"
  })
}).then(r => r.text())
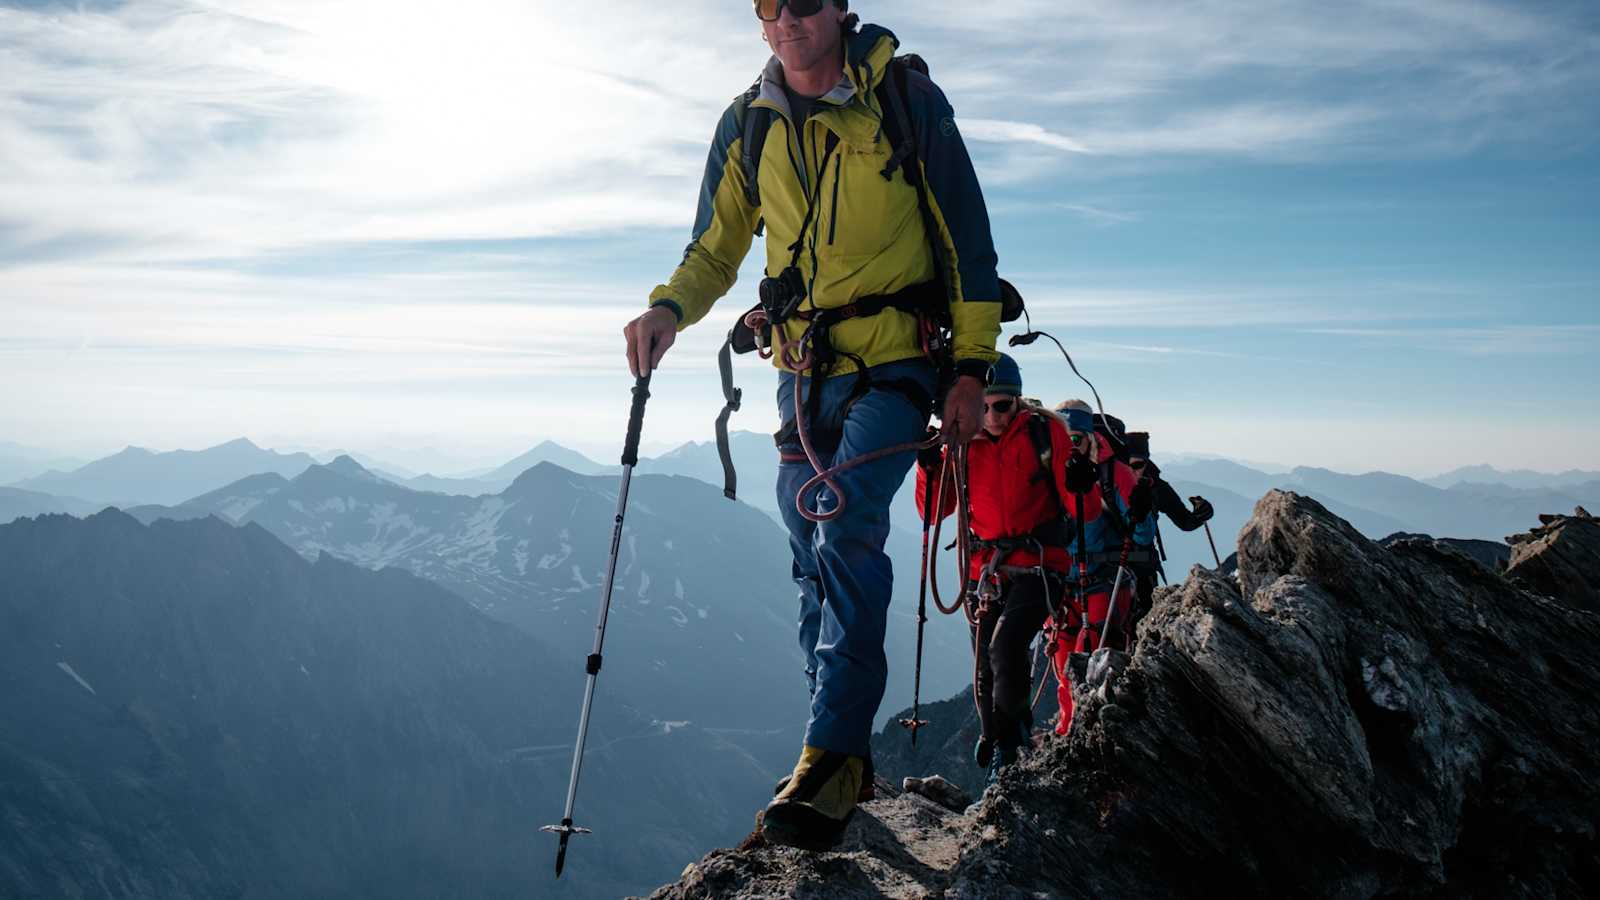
top-left (776, 358), bottom-right (935, 757)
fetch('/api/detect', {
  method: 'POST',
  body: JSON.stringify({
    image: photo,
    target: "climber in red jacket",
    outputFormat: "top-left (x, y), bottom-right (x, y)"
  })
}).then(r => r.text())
top-left (915, 354), bottom-right (1103, 781)
top-left (1048, 399), bottom-right (1140, 735)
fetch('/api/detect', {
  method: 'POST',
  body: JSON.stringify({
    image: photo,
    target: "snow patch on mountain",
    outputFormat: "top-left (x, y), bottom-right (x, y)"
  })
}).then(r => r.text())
top-left (56, 661), bottom-right (96, 696)
top-left (666, 606), bottom-right (689, 627)
top-left (449, 498), bottom-right (509, 567)
top-left (571, 565), bottom-right (592, 590)
top-left (218, 496), bottom-right (264, 522)
top-left (537, 543), bottom-right (572, 570)
top-left (315, 497), bottom-right (351, 515)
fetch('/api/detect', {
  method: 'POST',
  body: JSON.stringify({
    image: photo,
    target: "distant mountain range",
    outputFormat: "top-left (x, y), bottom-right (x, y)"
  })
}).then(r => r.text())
top-left (8, 431), bottom-right (1595, 587)
top-left (0, 441), bottom-right (87, 486)
top-left (10, 438), bottom-right (319, 507)
top-left (1158, 460), bottom-right (1598, 546)
top-left (1423, 464), bottom-right (1600, 490)
top-left (0, 510), bottom-right (775, 899)
top-left (19, 429), bottom-right (1589, 620)
top-left (0, 486), bottom-right (99, 523)
top-left (124, 454), bottom-right (979, 740)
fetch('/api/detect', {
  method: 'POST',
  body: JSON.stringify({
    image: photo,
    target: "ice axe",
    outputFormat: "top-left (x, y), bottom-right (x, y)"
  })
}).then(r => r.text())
top-left (545, 374), bottom-right (652, 878)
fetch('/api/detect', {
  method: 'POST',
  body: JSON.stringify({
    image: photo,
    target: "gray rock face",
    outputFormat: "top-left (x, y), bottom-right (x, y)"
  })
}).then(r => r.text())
top-left (1506, 509), bottom-right (1600, 612)
top-left (645, 490), bottom-right (1600, 899)
top-left (1379, 531), bottom-right (1511, 573)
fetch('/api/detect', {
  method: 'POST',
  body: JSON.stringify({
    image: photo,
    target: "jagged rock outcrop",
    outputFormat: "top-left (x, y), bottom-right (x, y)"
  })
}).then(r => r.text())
top-left (1505, 508), bottom-right (1600, 612)
top-left (1379, 531), bottom-right (1511, 573)
top-left (644, 491), bottom-right (1600, 899)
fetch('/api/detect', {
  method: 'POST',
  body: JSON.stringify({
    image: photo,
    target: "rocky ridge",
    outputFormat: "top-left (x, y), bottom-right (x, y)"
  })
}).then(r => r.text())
top-left (644, 490), bottom-right (1600, 899)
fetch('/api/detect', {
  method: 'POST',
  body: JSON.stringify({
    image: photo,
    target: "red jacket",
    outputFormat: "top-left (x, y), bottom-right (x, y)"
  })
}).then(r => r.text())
top-left (915, 408), bottom-right (1103, 579)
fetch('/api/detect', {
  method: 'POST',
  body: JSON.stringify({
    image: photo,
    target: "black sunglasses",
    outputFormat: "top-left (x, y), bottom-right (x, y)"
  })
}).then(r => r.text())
top-left (754, 0), bottom-right (827, 21)
top-left (984, 399), bottom-right (1015, 414)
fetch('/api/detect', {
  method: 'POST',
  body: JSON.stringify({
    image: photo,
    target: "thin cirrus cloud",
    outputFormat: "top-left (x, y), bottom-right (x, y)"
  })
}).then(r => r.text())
top-left (2, 0), bottom-right (1593, 265)
top-left (1298, 325), bottom-right (1600, 356)
top-left (1, 0), bottom-right (1596, 465)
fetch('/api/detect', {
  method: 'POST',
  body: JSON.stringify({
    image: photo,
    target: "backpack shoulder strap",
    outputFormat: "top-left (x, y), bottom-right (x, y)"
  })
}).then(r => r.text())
top-left (738, 74), bottom-right (772, 210)
top-left (874, 57), bottom-right (954, 312)
top-left (1026, 413), bottom-right (1067, 516)
top-left (1099, 459), bottom-right (1130, 538)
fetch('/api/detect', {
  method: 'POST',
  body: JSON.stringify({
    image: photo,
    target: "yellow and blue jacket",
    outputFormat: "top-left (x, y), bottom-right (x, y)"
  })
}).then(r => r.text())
top-left (649, 24), bottom-right (1002, 380)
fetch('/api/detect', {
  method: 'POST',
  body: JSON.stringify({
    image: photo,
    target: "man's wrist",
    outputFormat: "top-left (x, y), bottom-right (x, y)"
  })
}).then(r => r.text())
top-left (649, 299), bottom-right (684, 324)
top-left (953, 359), bottom-right (991, 382)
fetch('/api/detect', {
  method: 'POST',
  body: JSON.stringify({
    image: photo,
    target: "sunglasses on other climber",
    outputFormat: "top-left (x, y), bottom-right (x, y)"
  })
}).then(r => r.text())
top-left (984, 399), bottom-right (1015, 414)
top-left (754, 0), bottom-right (827, 21)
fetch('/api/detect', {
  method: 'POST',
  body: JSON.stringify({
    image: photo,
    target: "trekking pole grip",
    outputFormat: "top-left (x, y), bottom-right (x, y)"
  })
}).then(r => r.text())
top-left (622, 374), bottom-right (652, 466)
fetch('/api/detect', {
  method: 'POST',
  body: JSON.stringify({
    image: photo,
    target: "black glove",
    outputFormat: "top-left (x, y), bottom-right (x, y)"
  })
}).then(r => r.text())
top-left (1188, 496), bottom-right (1215, 524)
top-left (1128, 479), bottom-right (1154, 521)
top-left (916, 429), bottom-right (944, 471)
top-left (1064, 451), bottom-right (1097, 494)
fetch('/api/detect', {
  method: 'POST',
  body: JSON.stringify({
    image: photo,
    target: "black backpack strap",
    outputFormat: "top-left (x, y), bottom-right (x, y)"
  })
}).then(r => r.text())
top-left (875, 58), bottom-right (954, 319)
top-left (739, 75), bottom-right (770, 210)
top-left (1098, 460), bottom-right (1130, 539)
top-left (1025, 414), bottom-right (1066, 511)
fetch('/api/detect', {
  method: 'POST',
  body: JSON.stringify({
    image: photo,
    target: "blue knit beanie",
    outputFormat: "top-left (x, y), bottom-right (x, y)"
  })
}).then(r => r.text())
top-left (985, 353), bottom-right (1022, 396)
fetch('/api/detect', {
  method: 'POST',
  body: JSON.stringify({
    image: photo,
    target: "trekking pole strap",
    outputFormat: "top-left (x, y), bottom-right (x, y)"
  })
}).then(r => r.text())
top-left (622, 374), bottom-right (652, 467)
top-left (715, 335), bottom-right (742, 500)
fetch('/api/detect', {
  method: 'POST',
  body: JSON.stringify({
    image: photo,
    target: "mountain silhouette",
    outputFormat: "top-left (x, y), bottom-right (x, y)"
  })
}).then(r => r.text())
top-left (11, 438), bottom-right (318, 507)
top-left (0, 509), bottom-right (776, 898)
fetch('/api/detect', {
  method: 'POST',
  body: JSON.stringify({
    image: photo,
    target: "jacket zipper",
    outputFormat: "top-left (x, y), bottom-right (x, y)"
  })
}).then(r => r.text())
top-left (827, 153), bottom-right (842, 245)
top-left (781, 116), bottom-right (807, 195)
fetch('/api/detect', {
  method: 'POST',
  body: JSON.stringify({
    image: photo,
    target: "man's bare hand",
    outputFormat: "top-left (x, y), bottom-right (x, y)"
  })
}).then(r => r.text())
top-left (939, 375), bottom-right (984, 444)
top-left (624, 305), bottom-right (679, 377)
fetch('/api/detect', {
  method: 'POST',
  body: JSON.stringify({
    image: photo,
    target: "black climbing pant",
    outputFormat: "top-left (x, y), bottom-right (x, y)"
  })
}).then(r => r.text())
top-left (970, 573), bottom-right (1052, 752)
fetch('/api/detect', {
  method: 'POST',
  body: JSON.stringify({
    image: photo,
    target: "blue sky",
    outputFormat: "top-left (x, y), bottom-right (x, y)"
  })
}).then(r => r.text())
top-left (1, 0), bottom-right (1596, 475)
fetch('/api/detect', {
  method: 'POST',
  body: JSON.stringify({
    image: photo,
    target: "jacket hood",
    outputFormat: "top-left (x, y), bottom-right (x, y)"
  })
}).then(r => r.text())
top-left (844, 24), bottom-right (899, 94)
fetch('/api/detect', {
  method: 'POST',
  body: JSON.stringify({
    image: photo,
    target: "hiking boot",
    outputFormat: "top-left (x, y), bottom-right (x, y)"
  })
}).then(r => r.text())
top-left (986, 742), bottom-right (1020, 786)
top-left (761, 745), bottom-right (865, 852)
top-left (775, 752), bottom-right (874, 802)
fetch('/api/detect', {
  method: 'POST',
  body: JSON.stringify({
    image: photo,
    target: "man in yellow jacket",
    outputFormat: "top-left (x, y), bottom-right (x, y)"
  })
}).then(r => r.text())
top-left (623, 0), bottom-right (1001, 850)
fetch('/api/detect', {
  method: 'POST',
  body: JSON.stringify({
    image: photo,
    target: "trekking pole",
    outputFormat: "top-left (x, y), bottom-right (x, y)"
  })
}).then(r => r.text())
top-left (1198, 508), bottom-right (1223, 569)
top-left (544, 374), bottom-right (652, 878)
top-left (1153, 522), bottom-right (1170, 584)
top-left (1073, 491), bottom-right (1090, 612)
top-left (1104, 537), bottom-right (1132, 651)
top-left (899, 477), bottom-right (936, 744)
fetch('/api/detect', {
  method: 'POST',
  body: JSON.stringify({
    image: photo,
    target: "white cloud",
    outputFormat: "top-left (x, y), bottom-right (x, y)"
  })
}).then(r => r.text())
top-left (1, 0), bottom-right (1595, 471)
top-left (1298, 324), bottom-right (1600, 356)
top-left (963, 118), bottom-right (1094, 154)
